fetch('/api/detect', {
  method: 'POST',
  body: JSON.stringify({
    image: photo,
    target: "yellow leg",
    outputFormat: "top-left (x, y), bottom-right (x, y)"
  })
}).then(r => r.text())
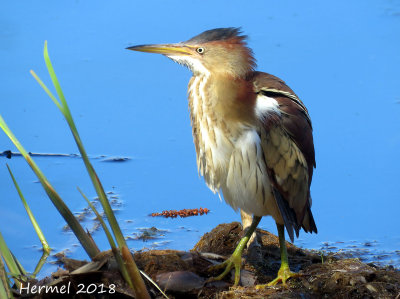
top-left (208, 216), bottom-right (261, 286)
top-left (257, 223), bottom-right (298, 289)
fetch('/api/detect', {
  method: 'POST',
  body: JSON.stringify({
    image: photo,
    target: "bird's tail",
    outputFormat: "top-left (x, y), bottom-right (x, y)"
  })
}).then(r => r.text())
top-left (302, 204), bottom-right (318, 234)
top-left (273, 188), bottom-right (317, 243)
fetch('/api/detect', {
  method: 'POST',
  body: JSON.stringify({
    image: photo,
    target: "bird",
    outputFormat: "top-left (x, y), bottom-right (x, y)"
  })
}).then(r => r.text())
top-left (127, 27), bottom-right (317, 287)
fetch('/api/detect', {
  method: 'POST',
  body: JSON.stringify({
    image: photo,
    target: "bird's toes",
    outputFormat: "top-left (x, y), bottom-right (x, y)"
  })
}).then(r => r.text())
top-left (207, 255), bottom-right (242, 286)
top-left (264, 268), bottom-right (300, 287)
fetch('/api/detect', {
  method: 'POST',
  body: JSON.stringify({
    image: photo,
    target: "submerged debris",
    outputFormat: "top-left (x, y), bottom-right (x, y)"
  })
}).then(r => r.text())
top-left (101, 157), bottom-right (131, 162)
top-left (150, 207), bottom-right (210, 218)
top-left (0, 150), bottom-right (131, 161)
top-left (62, 190), bottom-right (122, 232)
top-left (126, 226), bottom-right (168, 241)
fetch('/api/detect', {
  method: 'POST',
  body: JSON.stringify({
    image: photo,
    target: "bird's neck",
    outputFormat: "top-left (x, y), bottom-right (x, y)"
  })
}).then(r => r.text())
top-left (188, 73), bottom-right (256, 127)
top-left (187, 73), bottom-right (256, 191)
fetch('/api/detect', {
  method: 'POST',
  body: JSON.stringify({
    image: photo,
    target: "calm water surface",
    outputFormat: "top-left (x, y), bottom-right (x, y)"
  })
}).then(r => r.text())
top-left (1, 0), bottom-right (399, 277)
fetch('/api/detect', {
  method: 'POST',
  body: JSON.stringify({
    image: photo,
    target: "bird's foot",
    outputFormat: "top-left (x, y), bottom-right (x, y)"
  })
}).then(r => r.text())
top-left (256, 265), bottom-right (299, 289)
top-left (207, 216), bottom-right (261, 287)
top-left (207, 252), bottom-right (242, 286)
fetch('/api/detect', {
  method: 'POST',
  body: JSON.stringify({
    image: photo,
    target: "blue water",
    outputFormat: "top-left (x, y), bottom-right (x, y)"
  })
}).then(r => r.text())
top-left (1, 1), bottom-right (400, 277)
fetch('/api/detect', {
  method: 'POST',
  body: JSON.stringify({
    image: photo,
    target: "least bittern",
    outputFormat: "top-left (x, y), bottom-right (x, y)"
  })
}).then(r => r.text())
top-left (127, 28), bottom-right (317, 287)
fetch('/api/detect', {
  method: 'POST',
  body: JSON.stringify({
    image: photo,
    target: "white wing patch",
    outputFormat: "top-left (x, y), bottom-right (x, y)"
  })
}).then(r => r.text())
top-left (255, 93), bottom-right (281, 120)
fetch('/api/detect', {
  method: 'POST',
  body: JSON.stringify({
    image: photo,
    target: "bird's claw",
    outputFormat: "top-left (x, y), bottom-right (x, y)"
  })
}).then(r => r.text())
top-left (207, 254), bottom-right (242, 286)
top-left (256, 266), bottom-right (299, 289)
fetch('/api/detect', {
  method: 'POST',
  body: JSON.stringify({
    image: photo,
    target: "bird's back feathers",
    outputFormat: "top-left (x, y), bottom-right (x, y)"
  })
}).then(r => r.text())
top-left (252, 72), bottom-right (317, 240)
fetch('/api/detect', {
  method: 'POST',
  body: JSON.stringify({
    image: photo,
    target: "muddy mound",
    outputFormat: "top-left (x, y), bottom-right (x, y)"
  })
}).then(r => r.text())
top-left (22, 222), bottom-right (400, 298)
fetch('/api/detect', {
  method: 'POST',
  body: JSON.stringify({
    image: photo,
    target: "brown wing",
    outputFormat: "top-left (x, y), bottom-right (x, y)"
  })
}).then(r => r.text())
top-left (252, 71), bottom-right (317, 241)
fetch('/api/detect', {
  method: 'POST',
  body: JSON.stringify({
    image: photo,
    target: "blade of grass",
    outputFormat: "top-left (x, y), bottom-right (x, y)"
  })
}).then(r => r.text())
top-left (121, 246), bottom-right (150, 299)
top-left (0, 231), bottom-right (22, 288)
top-left (139, 270), bottom-right (169, 299)
top-left (79, 188), bottom-right (153, 299)
top-left (0, 252), bottom-right (13, 299)
top-left (0, 115), bottom-right (100, 259)
top-left (10, 252), bottom-right (26, 277)
top-left (77, 188), bottom-right (118, 252)
top-left (0, 278), bottom-right (9, 299)
top-left (78, 188), bottom-right (132, 285)
top-left (6, 164), bottom-right (51, 255)
top-left (40, 41), bottom-right (127, 249)
top-left (35, 41), bottom-right (150, 298)
top-left (32, 252), bottom-right (49, 278)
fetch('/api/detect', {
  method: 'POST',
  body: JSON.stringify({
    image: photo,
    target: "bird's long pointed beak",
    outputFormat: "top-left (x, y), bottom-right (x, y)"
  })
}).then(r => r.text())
top-left (126, 43), bottom-right (192, 56)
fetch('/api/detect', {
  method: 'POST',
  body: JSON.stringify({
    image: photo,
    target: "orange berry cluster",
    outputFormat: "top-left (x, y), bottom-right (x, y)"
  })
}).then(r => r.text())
top-left (150, 207), bottom-right (210, 218)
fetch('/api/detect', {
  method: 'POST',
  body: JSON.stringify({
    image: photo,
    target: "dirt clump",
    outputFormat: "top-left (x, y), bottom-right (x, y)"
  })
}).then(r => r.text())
top-left (18, 222), bottom-right (400, 298)
top-left (140, 222), bottom-right (400, 298)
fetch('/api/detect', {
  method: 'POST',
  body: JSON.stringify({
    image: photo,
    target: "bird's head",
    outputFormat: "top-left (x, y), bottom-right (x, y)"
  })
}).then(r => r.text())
top-left (127, 28), bottom-right (256, 78)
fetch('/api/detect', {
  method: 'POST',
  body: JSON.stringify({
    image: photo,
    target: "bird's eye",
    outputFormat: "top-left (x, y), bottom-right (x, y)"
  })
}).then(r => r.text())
top-left (196, 47), bottom-right (205, 54)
